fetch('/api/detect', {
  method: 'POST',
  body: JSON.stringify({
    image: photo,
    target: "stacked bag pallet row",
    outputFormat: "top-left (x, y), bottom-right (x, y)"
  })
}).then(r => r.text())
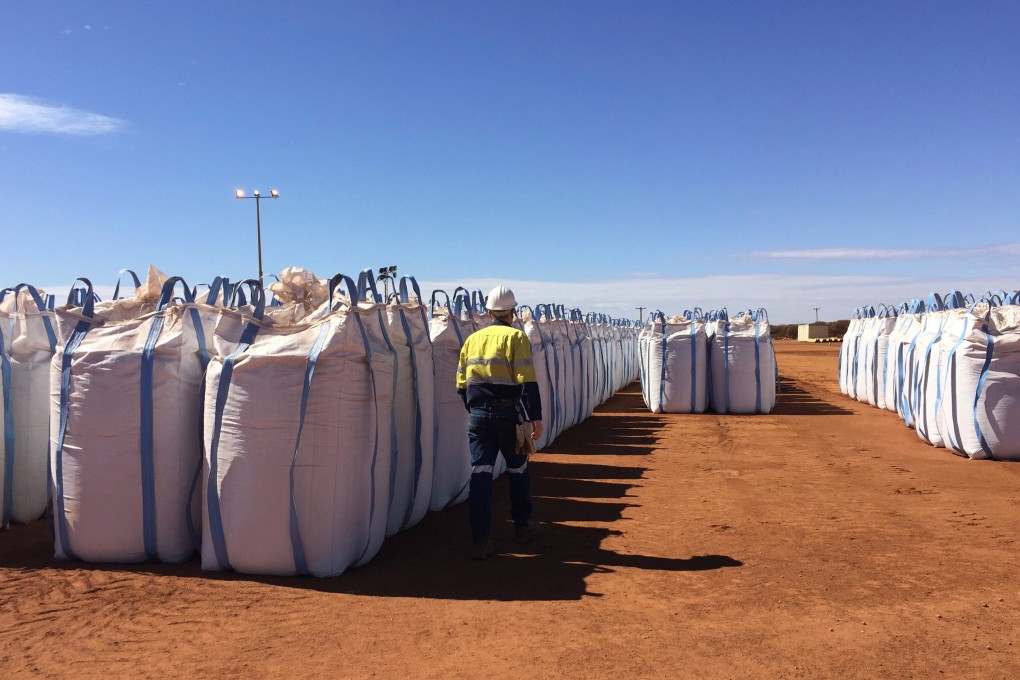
top-left (1, 267), bottom-right (642, 577)
top-left (639, 308), bottom-right (778, 415)
top-left (839, 289), bottom-right (1020, 460)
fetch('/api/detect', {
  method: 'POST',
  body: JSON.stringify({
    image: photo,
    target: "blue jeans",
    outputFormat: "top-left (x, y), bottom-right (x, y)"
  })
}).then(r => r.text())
top-left (467, 403), bottom-right (533, 543)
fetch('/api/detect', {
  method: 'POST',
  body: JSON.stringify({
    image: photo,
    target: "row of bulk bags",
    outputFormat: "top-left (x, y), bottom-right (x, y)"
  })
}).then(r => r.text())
top-left (840, 289), bottom-right (1020, 460)
top-left (50, 263), bottom-right (443, 574)
top-left (520, 305), bottom-right (579, 445)
top-left (516, 306), bottom-right (639, 447)
top-left (37, 265), bottom-right (643, 574)
top-left (640, 308), bottom-right (776, 415)
top-left (844, 292), bottom-right (966, 435)
top-left (0, 284), bottom-right (57, 529)
top-left (47, 266), bottom-right (328, 564)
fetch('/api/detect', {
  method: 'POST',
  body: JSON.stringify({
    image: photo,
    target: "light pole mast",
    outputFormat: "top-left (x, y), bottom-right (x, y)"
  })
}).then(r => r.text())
top-left (235, 188), bottom-right (279, 284)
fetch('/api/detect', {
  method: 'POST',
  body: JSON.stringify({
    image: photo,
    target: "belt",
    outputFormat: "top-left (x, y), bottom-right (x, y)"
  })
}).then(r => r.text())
top-left (473, 399), bottom-right (518, 408)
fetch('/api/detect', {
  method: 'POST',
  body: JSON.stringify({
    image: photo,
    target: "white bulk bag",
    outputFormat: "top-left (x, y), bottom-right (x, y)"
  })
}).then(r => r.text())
top-left (882, 301), bottom-right (924, 414)
top-left (202, 276), bottom-right (395, 577)
top-left (639, 313), bottom-right (664, 413)
top-left (428, 288), bottom-right (475, 510)
top-left (859, 306), bottom-right (897, 408)
top-left (663, 313), bottom-right (709, 414)
top-left (889, 301), bottom-right (930, 420)
top-left (709, 310), bottom-right (777, 415)
top-left (549, 307), bottom-right (574, 435)
top-left (518, 306), bottom-right (554, 450)
top-left (936, 299), bottom-right (1020, 459)
top-left (911, 292), bottom-right (969, 446)
top-left (0, 284), bottom-right (58, 528)
top-left (50, 275), bottom-right (209, 562)
top-left (535, 304), bottom-right (565, 442)
top-left (640, 312), bottom-right (708, 414)
top-left (357, 270), bottom-right (412, 538)
top-left (360, 271), bottom-right (435, 535)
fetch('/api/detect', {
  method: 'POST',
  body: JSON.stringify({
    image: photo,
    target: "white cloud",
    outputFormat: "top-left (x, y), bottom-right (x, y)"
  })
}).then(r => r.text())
top-left (750, 244), bottom-right (1020, 261)
top-left (0, 93), bottom-right (125, 136)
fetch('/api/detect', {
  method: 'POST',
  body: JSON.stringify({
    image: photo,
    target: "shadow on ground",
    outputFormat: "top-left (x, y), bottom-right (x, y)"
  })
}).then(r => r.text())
top-left (772, 379), bottom-right (855, 416)
top-left (0, 384), bottom-right (742, 601)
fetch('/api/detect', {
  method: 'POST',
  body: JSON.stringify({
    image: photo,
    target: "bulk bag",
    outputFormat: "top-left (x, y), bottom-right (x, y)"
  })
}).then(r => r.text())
top-left (660, 312), bottom-right (709, 414)
top-left (858, 306), bottom-right (897, 408)
top-left (911, 292), bottom-right (969, 447)
top-left (0, 284), bottom-right (58, 528)
top-left (540, 304), bottom-right (570, 440)
top-left (518, 306), bottom-right (555, 450)
top-left (50, 275), bottom-right (209, 562)
top-left (882, 300), bottom-right (924, 414)
top-left (547, 306), bottom-right (573, 437)
top-left (563, 308), bottom-right (586, 428)
top-left (358, 270), bottom-right (435, 535)
top-left (428, 288), bottom-right (475, 510)
top-left (391, 276), bottom-right (436, 529)
top-left (577, 313), bottom-right (596, 420)
top-left (639, 312), bottom-right (664, 412)
top-left (839, 309), bottom-right (870, 398)
top-left (202, 276), bottom-right (396, 576)
top-left (894, 303), bottom-right (928, 425)
top-left (709, 309), bottom-right (777, 414)
top-left (936, 298), bottom-right (1020, 459)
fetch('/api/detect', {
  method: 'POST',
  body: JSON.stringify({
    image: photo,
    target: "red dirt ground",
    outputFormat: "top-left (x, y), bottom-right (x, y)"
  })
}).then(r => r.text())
top-left (2, 343), bottom-right (1019, 678)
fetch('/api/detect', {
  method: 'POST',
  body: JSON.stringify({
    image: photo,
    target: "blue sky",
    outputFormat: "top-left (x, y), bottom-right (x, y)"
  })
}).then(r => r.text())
top-left (1, 1), bottom-right (1017, 322)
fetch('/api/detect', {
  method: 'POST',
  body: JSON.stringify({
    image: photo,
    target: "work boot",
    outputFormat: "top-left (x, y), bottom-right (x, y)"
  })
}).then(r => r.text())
top-left (514, 516), bottom-right (538, 544)
top-left (470, 539), bottom-right (494, 561)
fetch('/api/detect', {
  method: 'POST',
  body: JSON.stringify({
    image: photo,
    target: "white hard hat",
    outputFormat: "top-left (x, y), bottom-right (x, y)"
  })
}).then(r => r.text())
top-left (485, 285), bottom-right (517, 312)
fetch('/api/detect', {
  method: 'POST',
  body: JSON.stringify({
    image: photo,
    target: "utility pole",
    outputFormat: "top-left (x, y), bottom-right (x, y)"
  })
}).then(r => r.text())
top-left (814, 307), bottom-right (821, 322)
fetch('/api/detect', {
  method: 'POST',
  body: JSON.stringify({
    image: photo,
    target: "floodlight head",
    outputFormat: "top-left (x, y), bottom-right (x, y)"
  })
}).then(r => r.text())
top-left (253, 189), bottom-right (260, 197)
top-left (270, 189), bottom-right (279, 198)
top-left (235, 190), bottom-right (244, 199)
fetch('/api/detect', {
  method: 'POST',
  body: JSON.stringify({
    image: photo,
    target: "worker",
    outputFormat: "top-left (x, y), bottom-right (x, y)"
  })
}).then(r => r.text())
top-left (456, 285), bottom-right (543, 560)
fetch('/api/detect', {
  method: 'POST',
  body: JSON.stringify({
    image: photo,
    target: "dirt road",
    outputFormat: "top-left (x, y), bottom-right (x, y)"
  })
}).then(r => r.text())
top-left (2, 343), bottom-right (1018, 678)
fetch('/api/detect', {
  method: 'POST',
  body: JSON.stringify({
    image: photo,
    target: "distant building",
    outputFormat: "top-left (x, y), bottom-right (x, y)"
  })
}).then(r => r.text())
top-left (797, 322), bottom-right (830, 342)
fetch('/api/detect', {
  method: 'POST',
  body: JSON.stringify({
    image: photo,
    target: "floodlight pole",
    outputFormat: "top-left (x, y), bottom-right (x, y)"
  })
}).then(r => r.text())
top-left (235, 189), bottom-right (280, 284)
top-left (377, 265), bottom-right (398, 299)
top-left (636, 306), bottom-right (646, 323)
top-left (814, 307), bottom-right (821, 322)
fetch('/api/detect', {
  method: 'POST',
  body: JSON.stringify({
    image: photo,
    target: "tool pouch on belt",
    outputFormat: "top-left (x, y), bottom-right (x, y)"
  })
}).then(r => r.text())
top-left (515, 421), bottom-right (536, 457)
